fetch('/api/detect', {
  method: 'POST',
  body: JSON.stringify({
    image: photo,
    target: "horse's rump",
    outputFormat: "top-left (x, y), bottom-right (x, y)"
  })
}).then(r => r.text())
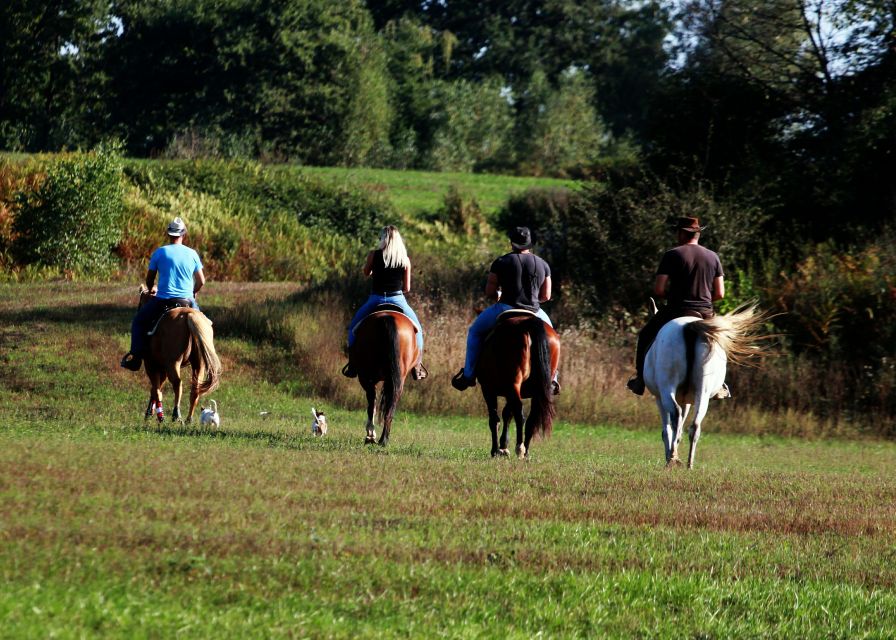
top-left (351, 311), bottom-right (418, 382)
top-left (478, 315), bottom-right (558, 438)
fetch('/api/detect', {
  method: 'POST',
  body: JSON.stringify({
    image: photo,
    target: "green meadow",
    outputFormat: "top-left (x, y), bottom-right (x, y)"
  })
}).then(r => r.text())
top-left (1, 282), bottom-right (894, 638)
top-left (299, 165), bottom-right (576, 217)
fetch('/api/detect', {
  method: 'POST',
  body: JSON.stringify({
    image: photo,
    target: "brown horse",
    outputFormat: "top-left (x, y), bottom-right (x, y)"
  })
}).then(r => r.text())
top-left (137, 286), bottom-right (222, 423)
top-left (476, 312), bottom-right (560, 458)
top-left (349, 307), bottom-right (419, 446)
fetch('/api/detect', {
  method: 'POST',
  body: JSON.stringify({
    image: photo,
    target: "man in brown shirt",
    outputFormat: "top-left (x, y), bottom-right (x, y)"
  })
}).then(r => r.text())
top-left (627, 216), bottom-right (725, 395)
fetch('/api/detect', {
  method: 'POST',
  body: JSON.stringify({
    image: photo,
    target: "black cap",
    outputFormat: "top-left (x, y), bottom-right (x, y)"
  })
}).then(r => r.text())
top-left (510, 226), bottom-right (532, 249)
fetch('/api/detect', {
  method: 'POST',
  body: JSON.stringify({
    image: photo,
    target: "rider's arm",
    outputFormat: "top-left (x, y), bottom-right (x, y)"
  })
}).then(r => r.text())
top-left (403, 260), bottom-right (411, 293)
top-left (145, 269), bottom-right (157, 294)
top-left (484, 272), bottom-right (500, 301)
top-left (653, 274), bottom-right (669, 299)
top-left (363, 251), bottom-right (375, 277)
top-left (539, 275), bottom-right (552, 303)
top-left (712, 276), bottom-right (725, 301)
top-left (193, 268), bottom-right (206, 296)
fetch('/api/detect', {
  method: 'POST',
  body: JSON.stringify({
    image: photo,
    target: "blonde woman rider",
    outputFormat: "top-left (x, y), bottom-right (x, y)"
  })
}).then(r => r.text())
top-left (342, 225), bottom-right (426, 380)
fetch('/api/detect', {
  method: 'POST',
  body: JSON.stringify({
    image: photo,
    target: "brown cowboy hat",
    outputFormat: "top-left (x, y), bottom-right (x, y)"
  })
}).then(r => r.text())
top-left (676, 216), bottom-right (706, 232)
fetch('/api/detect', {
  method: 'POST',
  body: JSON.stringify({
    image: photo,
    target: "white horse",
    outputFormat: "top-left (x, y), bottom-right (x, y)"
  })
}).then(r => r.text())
top-left (644, 304), bottom-right (770, 469)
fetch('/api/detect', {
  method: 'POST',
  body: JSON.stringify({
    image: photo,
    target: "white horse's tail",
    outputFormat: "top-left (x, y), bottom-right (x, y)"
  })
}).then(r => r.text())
top-left (688, 302), bottom-right (775, 367)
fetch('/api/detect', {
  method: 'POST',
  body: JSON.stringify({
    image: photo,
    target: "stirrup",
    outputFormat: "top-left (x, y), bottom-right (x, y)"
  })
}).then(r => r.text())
top-left (412, 363), bottom-right (428, 380)
top-left (341, 362), bottom-right (357, 378)
top-left (451, 368), bottom-right (474, 391)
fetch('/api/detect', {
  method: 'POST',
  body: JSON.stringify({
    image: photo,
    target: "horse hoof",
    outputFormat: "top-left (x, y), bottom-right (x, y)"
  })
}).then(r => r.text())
top-left (665, 458), bottom-right (683, 469)
top-left (364, 436), bottom-right (376, 445)
top-left (498, 449), bottom-right (510, 457)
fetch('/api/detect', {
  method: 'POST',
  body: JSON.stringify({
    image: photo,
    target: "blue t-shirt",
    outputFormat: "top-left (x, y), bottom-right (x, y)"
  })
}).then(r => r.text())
top-left (148, 244), bottom-right (203, 299)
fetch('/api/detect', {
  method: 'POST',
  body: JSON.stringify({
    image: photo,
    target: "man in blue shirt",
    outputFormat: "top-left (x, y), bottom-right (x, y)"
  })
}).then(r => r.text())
top-left (120, 217), bottom-right (205, 371)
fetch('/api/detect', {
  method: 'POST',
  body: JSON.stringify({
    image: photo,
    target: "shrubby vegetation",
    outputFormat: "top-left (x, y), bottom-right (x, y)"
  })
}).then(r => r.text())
top-left (11, 144), bottom-right (124, 275)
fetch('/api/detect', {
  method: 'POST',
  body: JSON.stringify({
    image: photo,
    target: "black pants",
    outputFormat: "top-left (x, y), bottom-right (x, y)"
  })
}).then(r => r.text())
top-left (635, 306), bottom-right (714, 377)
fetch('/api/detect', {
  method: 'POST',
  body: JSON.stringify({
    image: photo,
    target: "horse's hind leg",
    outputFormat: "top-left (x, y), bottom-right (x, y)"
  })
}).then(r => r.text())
top-left (363, 382), bottom-right (377, 444)
top-left (506, 394), bottom-right (526, 459)
top-left (658, 395), bottom-right (682, 466)
top-left (688, 396), bottom-right (710, 469)
top-left (484, 392), bottom-right (502, 457)
top-left (167, 363), bottom-right (183, 423)
top-left (185, 372), bottom-right (200, 423)
top-left (499, 403), bottom-right (512, 456)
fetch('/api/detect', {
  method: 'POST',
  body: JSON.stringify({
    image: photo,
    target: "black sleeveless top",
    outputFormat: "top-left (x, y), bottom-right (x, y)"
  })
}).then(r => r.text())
top-left (370, 249), bottom-right (406, 294)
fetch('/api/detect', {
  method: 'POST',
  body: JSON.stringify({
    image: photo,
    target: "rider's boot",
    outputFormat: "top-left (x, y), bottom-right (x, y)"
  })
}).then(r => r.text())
top-left (626, 374), bottom-right (645, 396)
top-left (451, 368), bottom-right (475, 391)
top-left (120, 352), bottom-right (142, 371)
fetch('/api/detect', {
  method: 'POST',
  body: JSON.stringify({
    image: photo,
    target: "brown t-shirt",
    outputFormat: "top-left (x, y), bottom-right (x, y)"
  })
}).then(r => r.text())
top-left (656, 244), bottom-right (723, 311)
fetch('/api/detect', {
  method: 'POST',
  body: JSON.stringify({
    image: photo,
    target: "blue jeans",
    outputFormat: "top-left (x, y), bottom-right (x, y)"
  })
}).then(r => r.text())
top-left (348, 292), bottom-right (424, 356)
top-left (463, 304), bottom-right (552, 379)
top-left (129, 296), bottom-right (199, 356)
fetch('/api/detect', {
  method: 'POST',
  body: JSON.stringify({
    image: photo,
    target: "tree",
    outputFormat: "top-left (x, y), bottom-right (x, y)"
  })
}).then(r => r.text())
top-left (426, 77), bottom-right (516, 172)
top-left (104, 0), bottom-right (391, 164)
top-left (0, 0), bottom-right (113, 150)
top-left (517, 68), bottom-right (605, 176)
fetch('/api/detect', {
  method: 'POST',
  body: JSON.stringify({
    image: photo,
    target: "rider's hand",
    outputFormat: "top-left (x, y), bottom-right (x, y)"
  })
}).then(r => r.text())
top-left (150, 286), bottom-right (158, 295)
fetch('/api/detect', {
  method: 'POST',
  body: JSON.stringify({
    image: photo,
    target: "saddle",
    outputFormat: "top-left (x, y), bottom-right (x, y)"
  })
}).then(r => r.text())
top-left (495, 309), bottom-right (538, 323)
top-left (350, 303), bottom-right (417, 336)
top-left (147, 298), bottom-right (193, 336)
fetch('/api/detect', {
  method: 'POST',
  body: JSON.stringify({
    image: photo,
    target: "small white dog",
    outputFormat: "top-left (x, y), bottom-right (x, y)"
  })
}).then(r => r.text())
top-left (200, 400), bottom-right (220, 429)
top-left (311, 407), bottom-right (327, 436)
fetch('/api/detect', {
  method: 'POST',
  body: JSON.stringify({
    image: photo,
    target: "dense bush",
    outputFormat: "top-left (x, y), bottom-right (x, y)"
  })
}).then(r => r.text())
top-left (496, 175), bottom-right (769, 317)
top-left (12, 145), bottom-right (125, 275)
top-left (123, 159), bottom-right (389, 237)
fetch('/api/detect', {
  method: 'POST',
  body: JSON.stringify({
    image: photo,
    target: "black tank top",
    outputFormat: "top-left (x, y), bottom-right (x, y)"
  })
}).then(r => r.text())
top-left (370, 249), bottom-right (406, 293)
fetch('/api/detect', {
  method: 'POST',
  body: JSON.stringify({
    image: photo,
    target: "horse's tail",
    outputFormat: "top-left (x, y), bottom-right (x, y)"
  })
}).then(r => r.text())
top-left (186, 311), bottom-right (222, 395)
top-left (524, 317), bottom-right (556, 438)
top-left (689, 302), bottom-right (774, 368)
top-left (376, 315), bottom-right (403, 427)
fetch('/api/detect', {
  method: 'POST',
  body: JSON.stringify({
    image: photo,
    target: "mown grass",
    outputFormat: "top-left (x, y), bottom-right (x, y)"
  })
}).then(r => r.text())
top-left (2, 282), bottom-right (895, 638)
top-left (299, 165), bottom-right (576, 218)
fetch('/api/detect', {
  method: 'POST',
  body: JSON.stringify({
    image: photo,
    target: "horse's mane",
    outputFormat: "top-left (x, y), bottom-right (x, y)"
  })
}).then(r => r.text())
top-left (690, 302), bottom-right (778, 368)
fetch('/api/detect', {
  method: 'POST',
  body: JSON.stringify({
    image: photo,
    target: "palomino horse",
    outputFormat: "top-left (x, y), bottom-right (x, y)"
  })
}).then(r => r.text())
top-left (137, 286), bottom-right (222, 423)
top-left (644, 303), bottom-right (770, 469)
top-left (475, 311), bottom-right (560, 459)
top-left (349, 306), bottom-right (419, 446)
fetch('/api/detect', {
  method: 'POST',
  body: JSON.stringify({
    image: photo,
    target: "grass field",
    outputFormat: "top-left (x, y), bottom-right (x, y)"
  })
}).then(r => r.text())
top-left (2, 282), bottom-right (895, 638)
top-left (299, 165), bottom-right (576, 217)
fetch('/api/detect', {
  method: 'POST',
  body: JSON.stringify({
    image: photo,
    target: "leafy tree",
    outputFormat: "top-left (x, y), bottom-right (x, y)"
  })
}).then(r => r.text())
top-left (517, 68), bottom-right (605, 176)
top-left (0, 0), bottom-right (113, 150)
top-left (105, 0), bottom-right (391, 164)
top-left (427, 77), bottom-right (516, 172)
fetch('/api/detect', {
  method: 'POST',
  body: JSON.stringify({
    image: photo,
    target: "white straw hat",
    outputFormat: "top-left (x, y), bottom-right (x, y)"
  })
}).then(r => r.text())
top-left (167, 217), bottom-right (186, 236)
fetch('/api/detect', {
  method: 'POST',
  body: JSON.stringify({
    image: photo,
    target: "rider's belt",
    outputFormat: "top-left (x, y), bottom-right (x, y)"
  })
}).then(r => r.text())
top-left (375, 290), bottom-right (403, 296)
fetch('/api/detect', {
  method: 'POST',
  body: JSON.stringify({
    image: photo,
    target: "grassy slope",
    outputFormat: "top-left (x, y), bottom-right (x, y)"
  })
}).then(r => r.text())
top-left (1, 282), bottom-right (895, 638)
top-left (299, 165), bottom-right (576, 217)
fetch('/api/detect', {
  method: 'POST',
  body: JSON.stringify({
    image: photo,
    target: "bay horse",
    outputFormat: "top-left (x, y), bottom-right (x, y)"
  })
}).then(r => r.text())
top-left (349, 306), bottom-right (419, 446)
top-left (643, 303), bottom-right (771, 469)
top-left (137, 285), bottom-right (222, 423)
top-left (475, 311), bottom-right (560, 459)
